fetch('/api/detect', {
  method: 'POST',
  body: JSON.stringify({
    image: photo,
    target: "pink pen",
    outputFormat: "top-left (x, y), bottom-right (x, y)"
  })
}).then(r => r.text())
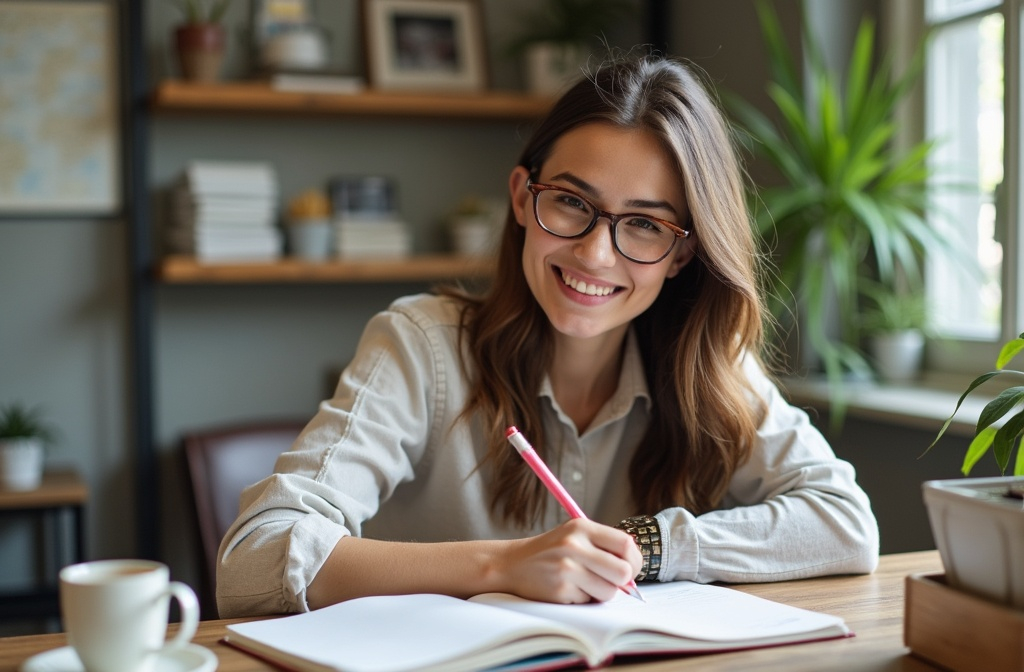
top-left (505, 425), bottom-right (645, 602)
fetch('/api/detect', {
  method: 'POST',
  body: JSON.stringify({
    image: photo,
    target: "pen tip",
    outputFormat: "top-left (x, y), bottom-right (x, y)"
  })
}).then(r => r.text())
top-left (505, 426), bottom-right (518, 437)
top-left (625, 584), bottom-right (645, 602)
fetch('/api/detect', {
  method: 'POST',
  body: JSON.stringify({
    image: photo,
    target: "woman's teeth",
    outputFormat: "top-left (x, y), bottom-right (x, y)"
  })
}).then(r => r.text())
top-left (561, 271), bottom-right (614, 296)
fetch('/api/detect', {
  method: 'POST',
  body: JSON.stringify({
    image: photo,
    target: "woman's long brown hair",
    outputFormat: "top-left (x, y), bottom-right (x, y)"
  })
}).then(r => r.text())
top-left (444, 54), bottom-right (768, 527)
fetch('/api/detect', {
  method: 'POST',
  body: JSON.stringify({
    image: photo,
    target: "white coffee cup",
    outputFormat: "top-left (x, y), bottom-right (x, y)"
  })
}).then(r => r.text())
top-left (59, 559), bottom-right (199, 672)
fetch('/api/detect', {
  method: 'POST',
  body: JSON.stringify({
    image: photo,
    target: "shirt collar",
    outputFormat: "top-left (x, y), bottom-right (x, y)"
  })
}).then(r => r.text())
top-left (538, 327), bottom-right (652, 422)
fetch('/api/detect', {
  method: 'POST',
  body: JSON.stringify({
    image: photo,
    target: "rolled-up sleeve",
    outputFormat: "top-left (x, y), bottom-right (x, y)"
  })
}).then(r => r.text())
top-left (657, 356), bottom-right (880, 584)
top-left (216, 300), bottom-right (442, 617)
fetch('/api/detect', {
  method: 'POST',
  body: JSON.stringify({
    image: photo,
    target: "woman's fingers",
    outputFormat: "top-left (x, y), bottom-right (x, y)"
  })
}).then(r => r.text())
top-left (500, 519), bottom-right (641, 603)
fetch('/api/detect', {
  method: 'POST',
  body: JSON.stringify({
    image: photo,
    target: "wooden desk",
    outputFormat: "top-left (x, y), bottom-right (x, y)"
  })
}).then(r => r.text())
top-left (0, 551), bottom-right (944, 672)
top-left (0, 470), bottom-right (88, 624)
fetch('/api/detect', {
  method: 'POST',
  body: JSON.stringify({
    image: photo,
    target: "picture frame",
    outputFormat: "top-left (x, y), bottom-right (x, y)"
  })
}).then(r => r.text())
top-left (0, 1), bottom-right (120, 216)
top-left (362, 0), bottom-right (488, 92)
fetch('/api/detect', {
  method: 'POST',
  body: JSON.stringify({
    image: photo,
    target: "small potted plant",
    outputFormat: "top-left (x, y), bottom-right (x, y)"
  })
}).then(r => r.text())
top-left (924, 334), bottom-right (1024, 609)
top-left (172, 0), bottom-right (233, 83)
top-left (0, 403), bottom-right (56, 491)
top-left (448, 195), bottom-right (501, 257)
top-left (506, 0), bottom-right (631, 96)
top-left (286, 188), bottom-right (332, 261)
top-left (860, 280), bottom-right (930, 383)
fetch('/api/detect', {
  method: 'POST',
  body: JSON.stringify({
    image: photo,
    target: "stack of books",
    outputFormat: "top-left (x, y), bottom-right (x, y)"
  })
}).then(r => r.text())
top-left (333, 215), bottom-right (411, 259)
top-left (167, 161), bottom-right (282, 262)
top-left (329, 176), bottom-right (410, 259)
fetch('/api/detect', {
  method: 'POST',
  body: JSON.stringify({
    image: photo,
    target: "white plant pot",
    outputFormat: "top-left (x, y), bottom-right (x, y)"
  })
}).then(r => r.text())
top-left (287, 219), bottom-right (332, 261)
top-left (923, 477), bottom-right (1024, 609)
top-left (450, 215), bottom-right (497, 256)
top-left (0, 438), bottom-right (45, 490)
top-left (524, 43), bottom-right (588, 96)
top-left (869, 329), bottom-right (924, 383)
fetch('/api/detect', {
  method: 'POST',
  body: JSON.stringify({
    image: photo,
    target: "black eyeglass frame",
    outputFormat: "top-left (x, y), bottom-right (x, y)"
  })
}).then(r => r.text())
top-left (526, 180), bottom-right (691, 264)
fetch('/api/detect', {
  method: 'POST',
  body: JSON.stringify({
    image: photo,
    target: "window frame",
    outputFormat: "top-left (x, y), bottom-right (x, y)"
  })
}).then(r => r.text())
top-left (899, 0), bottom-right (1021, 373)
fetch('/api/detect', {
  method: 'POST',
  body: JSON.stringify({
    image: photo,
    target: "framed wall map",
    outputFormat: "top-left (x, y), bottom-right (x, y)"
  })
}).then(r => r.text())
top-left (0, 1), bottom-right (120, 215)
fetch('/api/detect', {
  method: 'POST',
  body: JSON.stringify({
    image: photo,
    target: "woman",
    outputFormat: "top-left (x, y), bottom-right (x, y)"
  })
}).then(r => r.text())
top-left (217, 54), bottom-right (878, 617)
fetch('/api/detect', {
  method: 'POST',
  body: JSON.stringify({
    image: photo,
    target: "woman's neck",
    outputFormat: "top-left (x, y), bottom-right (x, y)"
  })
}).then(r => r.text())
top-left (549, 327), bottom-right (628, 433)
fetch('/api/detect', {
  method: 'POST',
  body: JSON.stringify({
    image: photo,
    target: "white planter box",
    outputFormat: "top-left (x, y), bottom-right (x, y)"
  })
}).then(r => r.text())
top-left (923, 477), bottom-right (1024, 609)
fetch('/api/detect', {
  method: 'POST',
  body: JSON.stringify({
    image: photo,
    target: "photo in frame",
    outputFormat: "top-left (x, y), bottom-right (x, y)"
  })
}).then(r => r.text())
top-left (362, 0), bottom-right (487, 92)
top-left (0, 1), bottom-right (120, 215)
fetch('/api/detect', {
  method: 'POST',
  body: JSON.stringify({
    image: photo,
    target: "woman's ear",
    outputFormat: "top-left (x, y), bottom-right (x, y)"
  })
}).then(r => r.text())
top-left (666, 235), bottom-right (696, 279)
top-left (508, 166), bottom-right (531, 228)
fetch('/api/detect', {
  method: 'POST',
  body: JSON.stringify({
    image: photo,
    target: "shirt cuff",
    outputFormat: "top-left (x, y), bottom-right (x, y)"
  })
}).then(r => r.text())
top-left (284, 514), bottom-right (349, 612)
top-left (656, 508), bottom-right (699, 582)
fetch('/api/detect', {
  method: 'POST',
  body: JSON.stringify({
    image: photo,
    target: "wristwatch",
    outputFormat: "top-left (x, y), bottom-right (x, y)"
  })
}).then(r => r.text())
top-left (616, 515), bottom-right (662, 582)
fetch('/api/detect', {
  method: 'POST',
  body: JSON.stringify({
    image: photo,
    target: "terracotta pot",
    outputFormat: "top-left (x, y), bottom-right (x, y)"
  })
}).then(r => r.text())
top-left (175, 23), bottom-right (226, 83)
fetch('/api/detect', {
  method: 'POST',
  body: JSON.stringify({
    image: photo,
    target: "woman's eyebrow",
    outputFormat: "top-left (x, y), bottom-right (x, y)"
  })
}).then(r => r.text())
top-left (548, 171), bottom-right (678, 216)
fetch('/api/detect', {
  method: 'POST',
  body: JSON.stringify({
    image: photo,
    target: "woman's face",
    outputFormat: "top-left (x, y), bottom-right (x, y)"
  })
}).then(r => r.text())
top-left (509, 122), bottom-right (694, 344)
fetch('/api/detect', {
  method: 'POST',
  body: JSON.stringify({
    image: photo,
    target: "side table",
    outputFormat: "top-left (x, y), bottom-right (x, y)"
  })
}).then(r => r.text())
top-left (0, 470), bottom-right (88, 625)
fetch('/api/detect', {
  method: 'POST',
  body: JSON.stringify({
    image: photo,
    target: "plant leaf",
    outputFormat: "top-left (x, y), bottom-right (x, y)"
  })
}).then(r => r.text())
top-left (993, 409), bottom-right (1024, 474)
top-left (962, 426), bottom-right (997, 475)
top-left (976, 386), bottom-right (1024, 434)
top-left (923, 371), bottom-right (1003, 454)
top-left (996, 336), bottom-right (1024, 369)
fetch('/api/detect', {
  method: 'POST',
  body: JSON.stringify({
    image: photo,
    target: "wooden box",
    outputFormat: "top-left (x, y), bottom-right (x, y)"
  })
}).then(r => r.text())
top-left (905, 572), bottom-right (1024, 672)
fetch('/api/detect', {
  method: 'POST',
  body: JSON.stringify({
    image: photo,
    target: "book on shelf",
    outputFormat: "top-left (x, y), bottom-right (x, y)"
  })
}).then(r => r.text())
top-left (268, 71), bottom-right (366, 95)
top-left (167, 226), bottom-right (282, 262)
top-left (333, 215), bottom-right (411, 259)
top-left (172, 196), bottom-right (278, 229)
top-left (180, 160), bottom-right (279, 198)
top-left (222, 581), bottom-right (850, 672)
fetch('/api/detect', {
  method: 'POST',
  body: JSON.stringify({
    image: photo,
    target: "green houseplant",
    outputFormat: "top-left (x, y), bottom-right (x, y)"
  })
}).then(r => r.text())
top-left (728, 3), bottom-right (962, 414)
top-left (507, 0), bottom-right (632, 95)
top-left (171, 0), bottom-right (233, 82)
top-left (0, 403), bottom-right (56, 491)
top-left (929, 333), bottom-right (1024, 477)
top-left (922, 335), bottom-right (1024, 610)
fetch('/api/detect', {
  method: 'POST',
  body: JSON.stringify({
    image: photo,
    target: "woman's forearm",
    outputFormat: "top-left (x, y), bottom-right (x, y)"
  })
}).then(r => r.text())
top-left (306, 519), bottom-right (641, 609)
top-left (306, 536), bottom-right (514, 608)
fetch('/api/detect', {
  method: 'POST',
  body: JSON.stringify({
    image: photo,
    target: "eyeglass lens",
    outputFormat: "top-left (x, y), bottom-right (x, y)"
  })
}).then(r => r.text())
top-left (534, 188), bottom-right (678, 263)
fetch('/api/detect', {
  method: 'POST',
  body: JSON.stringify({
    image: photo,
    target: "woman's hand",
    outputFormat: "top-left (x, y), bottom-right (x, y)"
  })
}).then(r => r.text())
top-left (493, 519), bottom-right (642, 604)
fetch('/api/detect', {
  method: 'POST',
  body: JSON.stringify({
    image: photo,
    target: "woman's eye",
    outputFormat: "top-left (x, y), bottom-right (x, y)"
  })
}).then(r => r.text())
top-left (624, 217), bottom-right (663, 233)
top-left (555, 194), bottom-right (589, 211)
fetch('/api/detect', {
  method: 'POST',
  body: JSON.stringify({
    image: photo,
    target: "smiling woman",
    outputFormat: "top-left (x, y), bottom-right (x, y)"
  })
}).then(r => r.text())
top-left (215, 52), bottom-right (879, 620)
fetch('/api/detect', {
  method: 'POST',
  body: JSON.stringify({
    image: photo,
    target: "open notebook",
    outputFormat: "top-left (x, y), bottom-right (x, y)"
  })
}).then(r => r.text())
top-left (222, 581), bottom-right (849, 672)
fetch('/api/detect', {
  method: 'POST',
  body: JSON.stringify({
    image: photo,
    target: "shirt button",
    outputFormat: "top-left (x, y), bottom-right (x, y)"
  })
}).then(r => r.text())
top-left (572, 471), bottom-right (583, 483)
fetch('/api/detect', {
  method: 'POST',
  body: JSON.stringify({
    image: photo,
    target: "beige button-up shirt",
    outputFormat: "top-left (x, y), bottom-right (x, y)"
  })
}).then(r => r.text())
top-left (217, 294), bottom-right (879, 617)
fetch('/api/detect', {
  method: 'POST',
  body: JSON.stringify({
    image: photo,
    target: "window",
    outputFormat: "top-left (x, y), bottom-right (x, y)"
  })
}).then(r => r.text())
top-left (923, 0), bottom-right (1013, 371)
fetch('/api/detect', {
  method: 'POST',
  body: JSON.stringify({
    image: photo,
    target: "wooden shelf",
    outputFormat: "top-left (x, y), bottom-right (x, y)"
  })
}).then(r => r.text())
top-left (151, 81), bottom-right (555, 121)
top-left (157, 254), bottom-right (495, 284)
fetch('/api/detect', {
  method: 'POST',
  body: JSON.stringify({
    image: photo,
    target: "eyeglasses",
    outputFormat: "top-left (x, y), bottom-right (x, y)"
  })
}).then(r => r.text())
top-left (526, 180), bottom-right (690, 264)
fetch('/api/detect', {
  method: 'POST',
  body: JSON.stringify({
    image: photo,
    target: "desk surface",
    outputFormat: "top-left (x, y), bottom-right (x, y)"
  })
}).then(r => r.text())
top-left (0, 551), bottom-right (945, 672)
top-left (0, 470), bottom-right (88, 509)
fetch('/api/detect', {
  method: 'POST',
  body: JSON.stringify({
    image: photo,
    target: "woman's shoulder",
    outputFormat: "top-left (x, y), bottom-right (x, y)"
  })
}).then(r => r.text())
top-left (384, 292), bottom-right (468, 333)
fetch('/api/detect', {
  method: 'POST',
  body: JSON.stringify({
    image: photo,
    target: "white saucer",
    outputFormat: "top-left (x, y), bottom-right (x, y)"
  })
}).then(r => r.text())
top-left (20, 644), bottom-right (217, 672)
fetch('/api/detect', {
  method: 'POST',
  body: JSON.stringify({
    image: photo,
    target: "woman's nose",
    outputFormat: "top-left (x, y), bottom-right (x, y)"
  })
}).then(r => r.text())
top-left (573, 218), bottom-right (617, 267)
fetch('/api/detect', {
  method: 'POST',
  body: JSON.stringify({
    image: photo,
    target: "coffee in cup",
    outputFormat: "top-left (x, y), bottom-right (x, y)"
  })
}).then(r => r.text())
top-left (59, 559), bottom-right (199, 672)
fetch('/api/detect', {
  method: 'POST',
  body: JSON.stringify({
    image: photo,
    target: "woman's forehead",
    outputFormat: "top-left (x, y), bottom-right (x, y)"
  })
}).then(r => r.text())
top-left (541, 122), bottom-right (686, 212)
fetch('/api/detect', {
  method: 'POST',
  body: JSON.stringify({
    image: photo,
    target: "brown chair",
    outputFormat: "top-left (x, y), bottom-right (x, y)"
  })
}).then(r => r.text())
top-left (183, 419), bottom-right (306, 617)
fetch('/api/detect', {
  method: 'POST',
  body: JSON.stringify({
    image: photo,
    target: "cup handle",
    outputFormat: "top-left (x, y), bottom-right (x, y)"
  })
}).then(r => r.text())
top-left (161, 581), bottom-right (199, 652)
